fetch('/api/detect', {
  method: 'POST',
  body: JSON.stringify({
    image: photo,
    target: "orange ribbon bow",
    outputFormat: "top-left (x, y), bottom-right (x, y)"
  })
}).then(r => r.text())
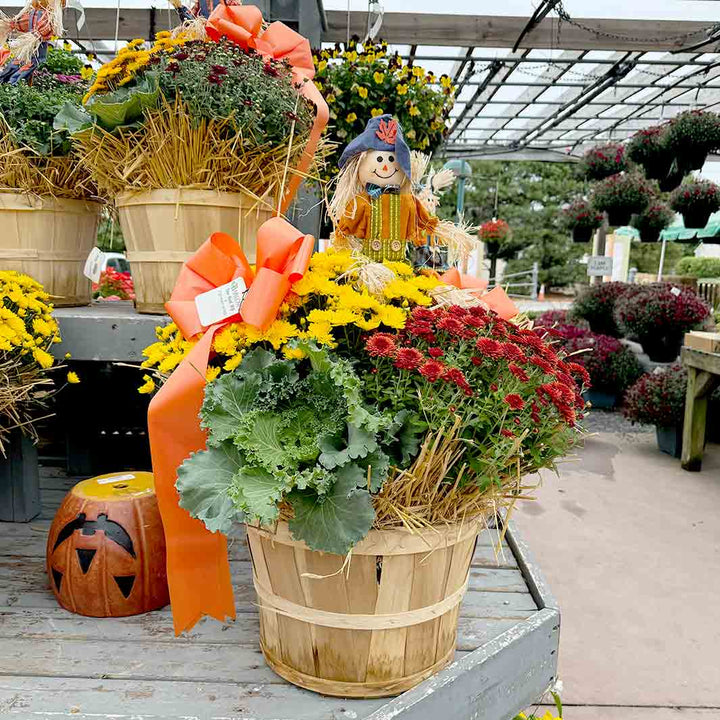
top-left (147, 218), bottom-right (314, 634)
top-left (205, 3), bottom-right (329, 213)
top-left (439, 267), bottom-right (519, 320)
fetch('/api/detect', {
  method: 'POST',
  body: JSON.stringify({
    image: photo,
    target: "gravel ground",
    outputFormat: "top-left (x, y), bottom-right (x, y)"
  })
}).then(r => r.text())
top-left (583, 408), bottom-right (652, 435)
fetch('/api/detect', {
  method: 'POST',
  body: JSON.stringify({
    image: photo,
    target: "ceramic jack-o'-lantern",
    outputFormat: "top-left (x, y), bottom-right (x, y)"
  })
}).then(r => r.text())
top-left (46, 471), bottom-right (170, 617)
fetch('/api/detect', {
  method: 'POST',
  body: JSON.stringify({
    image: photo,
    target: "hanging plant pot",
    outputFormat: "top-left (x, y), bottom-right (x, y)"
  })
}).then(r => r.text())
top-left (682, 208), bottom-right (712, 230)
top-left (572, 226), bottom-right (594, 243)
top-left (655, 425), bottom-right (683, 458)
top-left (606, 208), bottom-right (633, 227)
top-left (678, 148), bottom-right (708, 173)
top-left (658, 169), bottom-right (685, 193)
top-left (639, 227), bottom-right (661, 242)
top-left (642, 155), bottom-right (673, 181)
top-left (700, 235), bottom-right (720, 244)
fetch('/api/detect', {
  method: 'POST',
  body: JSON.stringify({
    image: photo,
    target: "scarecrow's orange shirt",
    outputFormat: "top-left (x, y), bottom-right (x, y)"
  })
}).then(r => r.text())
top-left (336, 192), bottom-right (438, 246)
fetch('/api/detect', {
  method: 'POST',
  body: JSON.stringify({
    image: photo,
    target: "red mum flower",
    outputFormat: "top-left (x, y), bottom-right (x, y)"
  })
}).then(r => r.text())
top-left (366, 333), bottom-right (397, 358)
top-left (471, 356), bottom-right (483, 366)
top-left (428, 347), bottom-right (444, 358)
top-left (504, 393), bottom-right (525, 410)
top-left (394, 347), bottom-right (424, 370)
top-left (500, 342), bottom-right (525, 362)
top-left (406, 319), bottom-right (435, 342)
top-left (447, 305), bottom-right (470, 319)
top-left (476, 337), bottom-right (503, 359)
top-left (508, 363), bottom-right (529, 382)
top-left (419, 359), bottom-right (445, 382)
top-left (530, 355), bottom-right (554, 374)
top-left (491, 323), bottom-right (508, 338)
top-left (567, 361), bottom-right (591, 387)
top-left (437, 315), bottom-right (468, 337)
top-left (466, 314), bottom-right (487, 329)
top-left (442, 366), bottom-right (472, 393)
top-left (410, 306), bottom-right (434, 322)
top-left (490, 383), bottom-right (499, 392)
top-left (500, 429), bottom-right (516, 438)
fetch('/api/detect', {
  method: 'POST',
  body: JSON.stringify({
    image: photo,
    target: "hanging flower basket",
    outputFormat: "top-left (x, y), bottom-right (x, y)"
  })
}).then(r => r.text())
top-left (631, 203), bottom-right (674, 243)
top-left (670, 179), bottom-right (720, 230)
top-left (562, 199), bottom-right (603, 243)
top-left (658, 166), bottom-right (685, 193)
top-left (579, 142), bottom-right (627, 181)
top-left (627, 126), bottom-right (673, 181)
top-left (590, 172), bottom-right (654, 228)
top-left (665, 110), bottom-right (720, 173)
top-left (478, 218), bottom-right (511, 243)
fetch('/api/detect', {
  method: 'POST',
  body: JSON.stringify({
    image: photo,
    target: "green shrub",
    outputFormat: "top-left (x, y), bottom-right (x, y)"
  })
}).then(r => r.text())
top-left (676, 256), bottom-right (720, 278)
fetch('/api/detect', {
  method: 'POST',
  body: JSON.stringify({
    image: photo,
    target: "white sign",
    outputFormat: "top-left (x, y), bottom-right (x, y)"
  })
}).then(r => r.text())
top-left (97, 473), bottom-right (136, 485)
top-left (670, 286), bottom-right (682, 297)
top-left (83, 247), bottom-right (107, 283)
top-left (587, 256), bottom-right (614, 277)
top-left (195, 277), bottom-right (248, 327)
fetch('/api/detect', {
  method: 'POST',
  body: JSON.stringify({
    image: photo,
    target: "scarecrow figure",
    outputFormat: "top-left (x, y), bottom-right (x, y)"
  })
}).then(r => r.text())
top-left (167, 0), bottom-right (238, 24)
top-left (0, 0), bottom-right (64, 84)
top-left (330, 114), bottom-right (475, 265)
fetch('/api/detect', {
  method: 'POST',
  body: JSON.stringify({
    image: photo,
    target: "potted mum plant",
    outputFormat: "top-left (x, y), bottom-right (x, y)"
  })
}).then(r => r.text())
top-left (665, 110), bottom-right (720, 173)
top-left (670, 179), bottom-right (720, 229)
top-left (579, 142), bottom-right (627, 181)
top-left (631, 202), bottom-right (674, 242)
top-left (627, 126), bottom-right (674, 184)
top-left (311, 39), bottom-right (455, 179)
top-left (0, 45), bottom-right (100, 306)
top-left (479, 218), bottom-right (511, 250)
top-left (63, 19), bottom-right (327, 313)
top-left (615, 283), bottom-right (711, 362)
top-left (624, 365), bottom-right (687, 457)
top-left (590, 172), bottom-right (654, 227)
top-left (145, 249), bottom-right (587, 698)
top-left (563, 198), bottom-right (604, 243)
top-left (571, 281), bottom-right (640, 337)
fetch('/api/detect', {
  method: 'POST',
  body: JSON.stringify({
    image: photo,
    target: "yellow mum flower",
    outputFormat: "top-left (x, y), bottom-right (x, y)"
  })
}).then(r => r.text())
top-left (354, 314), bottom-right (381, 331)
top-left (306, 321), bottom-right (336, 348)
top-left (138, 375), bottom-right (156, 394)
top-left (373, 71), bottom-right (385, 84)
top-left (397, 84), bottom-right (408, 96)
top-left (262, 319), bottom-right (299, 349)
top-left (66, 371), bottom-right (81, 384)
top-left (223, 352), bottom-right (245, 372)
top-left (440, 74), bottom-right (452, 89)
top-left (282, 346), bottom-right (306, 360)
top-left (346, 112), bottom-right (358, 123)
top-left (409, 105), bottom-right (420, 116)
top-left (206, 366), bottom-right (221, 382)
top-left (155, 30), bottom-right (171, 39)
top-left (357, 86), bottom-right (368, 99)
top-left (383, 260), bottom-right (414, 277)
top-left (32, 348), bottom-right (54, 369)
top-left (371, 107), bottom-right (384, 117)
top-left (213, 327), bottom-right (238, 356)
top-left (376, 305), bottom-right (407, 329)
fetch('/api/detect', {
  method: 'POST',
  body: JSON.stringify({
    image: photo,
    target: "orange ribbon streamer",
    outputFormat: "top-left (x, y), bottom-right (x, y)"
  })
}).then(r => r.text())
top-left (148, 218), bottom-right (314, 634)
top-left (206, 3), bottom-right (329, 213)
top-left (439, 267), bottom-right (519, 320)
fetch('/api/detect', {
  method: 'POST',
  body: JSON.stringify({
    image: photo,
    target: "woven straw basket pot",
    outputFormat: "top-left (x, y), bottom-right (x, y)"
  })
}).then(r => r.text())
top-left (0, 193), bottom-right (101, 307)
top-left (116, 188), bottom-right (275, 314)
top-left (246, 520), bottom-right (480, 698)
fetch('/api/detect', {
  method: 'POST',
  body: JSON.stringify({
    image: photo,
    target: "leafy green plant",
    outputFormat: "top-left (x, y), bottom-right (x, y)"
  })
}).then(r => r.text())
top-left (676, 256), bottom-right (720, 278)
top-left (176, 346), bottom-right (422, 554)
top-left (42, 46), bottom-right (84, 76)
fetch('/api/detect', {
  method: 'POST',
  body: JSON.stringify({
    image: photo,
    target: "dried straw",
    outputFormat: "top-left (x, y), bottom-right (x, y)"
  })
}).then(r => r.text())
top-left (0, 119), bottom-right (97, 199)
top-left (72, 97), bottom-right (329, 203)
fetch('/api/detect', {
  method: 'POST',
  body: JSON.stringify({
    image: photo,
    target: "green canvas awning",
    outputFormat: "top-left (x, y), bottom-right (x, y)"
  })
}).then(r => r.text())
top-left (660, 212), bottom-right (720, 242)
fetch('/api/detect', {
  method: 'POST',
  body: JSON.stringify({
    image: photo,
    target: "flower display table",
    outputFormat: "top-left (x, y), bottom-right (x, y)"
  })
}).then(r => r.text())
top-left (681, 346), bottom-right (720, 471)
top-left (0, 465), bottom-right (560, 720)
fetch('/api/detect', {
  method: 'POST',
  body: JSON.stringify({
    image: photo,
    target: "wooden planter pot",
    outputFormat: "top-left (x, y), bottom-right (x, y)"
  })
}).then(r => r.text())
top-left (0, 193), bottom-right (101, 307)
top-left (117, 189), bottom-right (275, 314)
top-left (247, 520), bottom-right (480, 698)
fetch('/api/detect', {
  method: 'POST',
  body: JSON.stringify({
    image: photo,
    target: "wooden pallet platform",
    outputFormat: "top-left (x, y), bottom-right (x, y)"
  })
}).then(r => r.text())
top-left (0, 468), bottom-right (559, 720)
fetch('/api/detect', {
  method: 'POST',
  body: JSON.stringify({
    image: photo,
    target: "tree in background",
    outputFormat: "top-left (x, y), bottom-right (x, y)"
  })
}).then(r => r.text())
top-left (438, 160), bottom-right (587, 289)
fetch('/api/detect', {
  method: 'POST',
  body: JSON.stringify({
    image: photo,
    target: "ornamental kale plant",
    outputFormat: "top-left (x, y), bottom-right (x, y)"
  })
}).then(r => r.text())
top-left (177, 346), bottom-right (423, 554)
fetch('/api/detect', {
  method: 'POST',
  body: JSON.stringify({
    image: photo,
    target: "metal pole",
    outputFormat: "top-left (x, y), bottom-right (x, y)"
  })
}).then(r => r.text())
top-left (657, 236), bottom-right (668, 282)
top-left (531, 262), bottom-right (539, 300)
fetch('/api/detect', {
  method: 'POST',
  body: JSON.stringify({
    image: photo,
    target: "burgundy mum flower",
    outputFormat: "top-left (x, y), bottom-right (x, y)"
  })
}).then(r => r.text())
top-left (504, 393), bottom-right (525, 410)
top-left (411, 307), bottom-right (434, 322)
top-left (508, 363), bottom-right (529, 382)
top-left (530, 355), bottom-right (554, 374)
top-left (419, 359), bottom-right (445, 382)
top-left (437, 315), bottom-right (467, 337)
top-left (166, 61), bottom-right (180, 74)
top-left (172, 51), bottom-right (189, 61)
top-left (211, 64), bottom-right (228, 75)
top-left (500, 342), bottom-right (525, 362)
top-left (208, 73), bottom-right (224, 85)
top-left (428, 347), bottom-right (444, 358)
top-left (394, 347), bottom-right (424, 370)
top-left (442, 366), bottom-right (472, 393)
top-left (500, 429), bottom-right (516, 438)
top-left (366, 333), bottom-right (397, 358)
top-left (263, 63), bottom-right (280, 77)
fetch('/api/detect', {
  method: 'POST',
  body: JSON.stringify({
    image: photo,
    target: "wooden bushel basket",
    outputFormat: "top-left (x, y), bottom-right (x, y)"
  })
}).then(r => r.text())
top-left (246, 520), bottom-right (480, 698)
top-left (117, 188), bottom-right (275, 314)
top-left (0, 193), bottom-right (101, 307)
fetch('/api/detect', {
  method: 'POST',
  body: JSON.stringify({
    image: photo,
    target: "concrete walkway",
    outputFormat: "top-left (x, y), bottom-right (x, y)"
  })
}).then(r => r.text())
top-left (514, 417), bottom-right (720, 720)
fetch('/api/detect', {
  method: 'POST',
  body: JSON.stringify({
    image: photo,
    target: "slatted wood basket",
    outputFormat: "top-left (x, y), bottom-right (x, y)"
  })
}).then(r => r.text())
top-left (0, 193), bottom-right (101, 307)
top-left (246, 520), bottom-right (480, 698)
top-left (116, 188), bottom-right (275, 314)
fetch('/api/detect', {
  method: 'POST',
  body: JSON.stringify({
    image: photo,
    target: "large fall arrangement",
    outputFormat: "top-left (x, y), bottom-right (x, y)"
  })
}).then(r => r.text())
top-left (144, 249), bottom-right (588, 555)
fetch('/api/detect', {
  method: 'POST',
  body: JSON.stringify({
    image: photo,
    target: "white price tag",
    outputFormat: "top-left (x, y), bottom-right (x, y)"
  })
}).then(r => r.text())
top-left (97, 473), bottom-right (136, 485)
top-left (83, 247), bottom-right (107, 283)
top-left (195, 277), bottom-right (248, 327)
top-left (670, 286), bottom-right (682, 297)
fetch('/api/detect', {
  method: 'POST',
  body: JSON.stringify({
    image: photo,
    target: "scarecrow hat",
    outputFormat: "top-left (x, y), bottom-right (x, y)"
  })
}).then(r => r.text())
top-left (338, 114), bottom-right (411, 179)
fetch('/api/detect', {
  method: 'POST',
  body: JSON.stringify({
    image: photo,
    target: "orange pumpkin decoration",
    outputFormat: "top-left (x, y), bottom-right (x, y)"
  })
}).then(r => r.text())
top-left (46, 472), bottom-right (170, 617)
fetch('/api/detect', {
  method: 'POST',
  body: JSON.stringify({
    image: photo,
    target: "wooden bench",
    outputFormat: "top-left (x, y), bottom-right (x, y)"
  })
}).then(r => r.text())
top-left (681, 347), bottom-right (720, 471)
top-left (0, 467), bottom-right (560, 720)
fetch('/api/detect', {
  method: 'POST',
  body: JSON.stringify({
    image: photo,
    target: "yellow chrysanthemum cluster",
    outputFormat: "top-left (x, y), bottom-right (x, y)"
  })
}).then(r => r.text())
top-left (83, 31), bottom-right (188, 104)
top-left (0, 271), bottom-right (60, 370)
top-left (139, 249), bottom-right (442, 389)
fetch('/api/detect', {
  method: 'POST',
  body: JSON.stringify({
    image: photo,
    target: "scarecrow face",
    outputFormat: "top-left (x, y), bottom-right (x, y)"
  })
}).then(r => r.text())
top-left (358, 150), bottom-right (404, 187)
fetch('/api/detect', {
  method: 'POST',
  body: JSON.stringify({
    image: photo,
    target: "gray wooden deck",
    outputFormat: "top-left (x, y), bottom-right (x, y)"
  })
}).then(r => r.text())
top-left (0, 467), bottom-right (559, 720)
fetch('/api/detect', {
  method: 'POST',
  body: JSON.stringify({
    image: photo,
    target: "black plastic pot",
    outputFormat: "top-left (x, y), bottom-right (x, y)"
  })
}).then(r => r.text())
top-left (572, 226), bottom-right (594, 243)
top-left (605, 208), bottom-right (633, 227)
top-left (681, 208), bottom-right (713, 230)
top-left (678, 148), bottom-right (708, 173)
top-left (582, 389), bottom-right (617, 409)
top-left (639, 334), bottom-right (683, 363)
top-left (638, 226), bottom-right (662, 243)
top-left (658, 169), bottom-right (685, 193)
top-left (642, 155), bottom-right (673, 182)
top-left (656, 425), bottom-right (682, 458)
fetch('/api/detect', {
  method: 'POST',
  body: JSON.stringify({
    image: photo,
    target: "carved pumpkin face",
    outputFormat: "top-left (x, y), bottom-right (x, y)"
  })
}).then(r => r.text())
top-left (46, 472), bottom-right (169, 617)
